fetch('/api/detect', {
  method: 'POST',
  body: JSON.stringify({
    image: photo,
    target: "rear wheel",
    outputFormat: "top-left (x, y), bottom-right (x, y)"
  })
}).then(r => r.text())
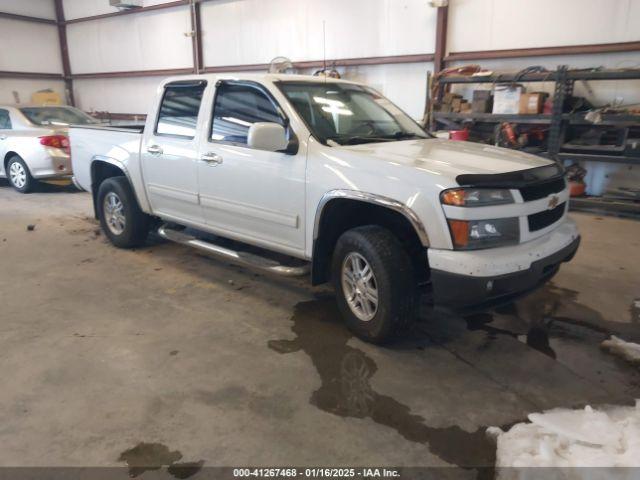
top-left (7, 155), bottom-right (36, 193)
top-left (98, 177), bottom-right (150, 248)
top-left (332, 225), bottom-right (418, 344)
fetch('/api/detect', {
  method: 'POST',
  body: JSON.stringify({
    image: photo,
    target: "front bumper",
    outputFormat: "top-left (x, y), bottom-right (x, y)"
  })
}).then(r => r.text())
top-left (429, 217), bottom-right (580, 311)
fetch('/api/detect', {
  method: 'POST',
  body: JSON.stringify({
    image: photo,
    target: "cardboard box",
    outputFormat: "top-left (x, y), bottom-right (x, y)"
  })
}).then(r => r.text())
top-left (519, 92), bottom-right (548, 114)
top-left (472, 90), bottom-right (492, 101)
top-left (493, 84), bottom-right (525, 114)
top-left (443, 92), bottom-right (462, 104)
top-left (31, 89), bottom-right (62, 105)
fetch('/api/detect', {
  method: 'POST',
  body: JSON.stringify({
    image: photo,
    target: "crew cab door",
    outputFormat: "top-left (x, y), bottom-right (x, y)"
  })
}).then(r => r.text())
top-left (141, 80), bottom-right (206, 225)
top-left (196, 80), bottom-right (306, 257)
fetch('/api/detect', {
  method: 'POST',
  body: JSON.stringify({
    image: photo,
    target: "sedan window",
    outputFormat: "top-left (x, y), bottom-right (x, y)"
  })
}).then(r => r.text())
top-left (20, 107), bottom-right (97, 126)
top-left (0, 109), bottom-right (11, 129)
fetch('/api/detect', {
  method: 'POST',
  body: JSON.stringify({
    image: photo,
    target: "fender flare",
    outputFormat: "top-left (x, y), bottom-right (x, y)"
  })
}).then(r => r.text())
top-left (313, 189), bottom-right (430, 247)
top-left (90, 155), bottom-right (148, 217)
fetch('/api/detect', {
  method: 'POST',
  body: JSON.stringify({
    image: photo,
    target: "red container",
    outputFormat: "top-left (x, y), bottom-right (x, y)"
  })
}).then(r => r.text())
top-left (569, 181), bottom-right (586, 197)
top-left (449, 130), bottom-right (469, 141)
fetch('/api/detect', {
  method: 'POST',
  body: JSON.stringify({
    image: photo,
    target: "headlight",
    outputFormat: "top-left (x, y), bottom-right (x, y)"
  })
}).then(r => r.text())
top-left (441, 188), bottom-right (514, 207)
top-left (447, 218), bottom-right (519, 250)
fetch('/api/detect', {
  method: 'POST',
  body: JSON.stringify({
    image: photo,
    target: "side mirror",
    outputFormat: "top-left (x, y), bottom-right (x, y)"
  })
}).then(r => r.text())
top-left (247, 122), bottom-right (288, 152)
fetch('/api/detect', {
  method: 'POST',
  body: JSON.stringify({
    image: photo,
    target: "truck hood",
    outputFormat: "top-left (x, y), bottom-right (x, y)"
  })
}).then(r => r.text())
top-left (343, 138), bottom-right (553, 180)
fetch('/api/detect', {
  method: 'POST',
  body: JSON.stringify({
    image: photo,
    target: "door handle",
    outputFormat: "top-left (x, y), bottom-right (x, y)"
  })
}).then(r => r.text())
top-left (147, 144), bottom-right (163, 155)
top-left (0, 135), bottom-right (7, 140)
top-left (201, 152), bottom-right (223, 165)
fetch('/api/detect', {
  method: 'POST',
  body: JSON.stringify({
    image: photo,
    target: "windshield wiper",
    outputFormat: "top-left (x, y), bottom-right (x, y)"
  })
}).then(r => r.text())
top-left (385, 131), bottom-right (428, 140)
top-left (326, 135), bottom-right (396, 146)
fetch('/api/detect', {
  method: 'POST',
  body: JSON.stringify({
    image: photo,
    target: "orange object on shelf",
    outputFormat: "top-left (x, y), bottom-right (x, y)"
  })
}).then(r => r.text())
top-left (569, 181), bottom-right (586, 197)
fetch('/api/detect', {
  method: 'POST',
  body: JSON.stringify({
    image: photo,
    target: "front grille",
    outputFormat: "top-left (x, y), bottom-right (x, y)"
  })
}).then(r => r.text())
top-left (520, 177), bottom-right (566, 201)
top-left (528, 202), bottom-right (566, 232)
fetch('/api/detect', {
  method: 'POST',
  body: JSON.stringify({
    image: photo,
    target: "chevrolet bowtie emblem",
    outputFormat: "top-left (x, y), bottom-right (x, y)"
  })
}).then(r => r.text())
top-left (548, 195), bottom-right (560, 209)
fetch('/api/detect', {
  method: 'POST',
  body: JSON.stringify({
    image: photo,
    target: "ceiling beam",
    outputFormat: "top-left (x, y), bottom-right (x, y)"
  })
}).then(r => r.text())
top-left (445, 41), bottom-right (640, 62)
top-left (190, 0), bottom-right (203, 73)
top-left (0, 71), bottom-right (64, 80)
top-left (202, 53), bottom-right (436, 73)
top-left (0, 11), bottom-right (56, 25)
top-left (71, 68), bottom-right (195, 80)
top-left (433, 5), bottom-right (448, 73)
top-left (54, 0), bottom-right (75, 106)
top-left (63, 0), bottom-right (190, 25)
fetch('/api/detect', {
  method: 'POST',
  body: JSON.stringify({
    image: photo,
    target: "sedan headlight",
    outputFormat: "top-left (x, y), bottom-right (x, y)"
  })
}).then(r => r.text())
top-left (441, 188), bottom-right (514, 207)
top-left (447, 218), bottom-right (519, 250)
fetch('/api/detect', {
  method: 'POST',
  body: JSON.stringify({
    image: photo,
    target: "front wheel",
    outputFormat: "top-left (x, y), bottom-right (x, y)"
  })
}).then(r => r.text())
top-left (97, 177), bottom-right (150, 248)
top-left (7, 155), bottom-right (36, 193)
top-left (332, 225), bottom-right (418, 344)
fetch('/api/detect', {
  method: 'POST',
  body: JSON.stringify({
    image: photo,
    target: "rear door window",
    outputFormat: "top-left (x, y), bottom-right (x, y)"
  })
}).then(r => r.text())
top-left (211, 83), bottom-right (284, 145)
top-left (156, 81), bottom-right (206, 139)
top-left (0, 109), bottom-right (12, 129)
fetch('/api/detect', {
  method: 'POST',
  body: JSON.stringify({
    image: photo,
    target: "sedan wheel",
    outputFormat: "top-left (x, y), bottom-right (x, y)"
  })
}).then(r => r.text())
top-left (9, 161), bottom-right (27, 189)
top-left (103, 192), bottom-right (126, 235)
top-left (6, 156), bottom-right (35, 193)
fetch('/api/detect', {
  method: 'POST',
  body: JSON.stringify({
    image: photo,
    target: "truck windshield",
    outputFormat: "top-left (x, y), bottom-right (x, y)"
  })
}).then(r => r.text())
top-left (20, 107), bottom-right (98, 126)
top-left (278, 81), bottom-right (429, 146)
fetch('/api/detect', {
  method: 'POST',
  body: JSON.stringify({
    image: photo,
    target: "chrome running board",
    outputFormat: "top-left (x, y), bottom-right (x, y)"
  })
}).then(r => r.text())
top-left (157, 224), bottom-right (310, 277)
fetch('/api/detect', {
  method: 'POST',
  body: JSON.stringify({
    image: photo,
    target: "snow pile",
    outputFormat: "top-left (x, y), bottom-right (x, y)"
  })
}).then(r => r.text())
top-left (601, 336), bottom-right (640, 366)
top-left (489, 401), bottom-right (640, 468)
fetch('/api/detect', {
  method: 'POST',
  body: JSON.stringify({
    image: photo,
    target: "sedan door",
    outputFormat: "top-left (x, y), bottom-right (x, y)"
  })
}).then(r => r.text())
top-left (196, 81), bottom-right (306, 258)
top-left (140, 80), bottom-right (207, 226)
top-left (0, 109), bottom-right (12, 176)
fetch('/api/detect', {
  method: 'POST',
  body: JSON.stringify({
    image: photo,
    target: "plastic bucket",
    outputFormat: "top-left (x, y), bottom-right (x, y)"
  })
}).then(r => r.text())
top-left (450, 130), bottom-right (469, 141)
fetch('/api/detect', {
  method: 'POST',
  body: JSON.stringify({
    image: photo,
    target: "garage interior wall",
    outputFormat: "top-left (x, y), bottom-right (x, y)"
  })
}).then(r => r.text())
top-left (65, 0), bottom-right (436, 120)
top-left (0, 0), bottom-right (637, 198)
top-left (5, 0), bottom-right (638, 120)
top-left (444, 0), bottom-right (640, 194)
top-left (0, 0), bottom-right (65, 104)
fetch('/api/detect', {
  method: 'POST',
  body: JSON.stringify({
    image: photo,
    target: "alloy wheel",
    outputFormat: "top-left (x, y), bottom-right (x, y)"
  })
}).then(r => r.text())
top-left (103, 192), bottom-right (126, 235)
top-left (341, 252), bottom-right (379, 322)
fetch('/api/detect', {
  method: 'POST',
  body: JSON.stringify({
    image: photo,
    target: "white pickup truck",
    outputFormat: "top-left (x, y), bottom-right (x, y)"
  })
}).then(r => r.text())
top-left (70, 74), bottom-right (580, 343)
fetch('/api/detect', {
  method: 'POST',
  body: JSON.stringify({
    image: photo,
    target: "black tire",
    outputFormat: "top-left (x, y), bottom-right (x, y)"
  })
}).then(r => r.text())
top-left (332, 225), bottom-right (418, 344)
top-left (97, 176), bottom-right (150, 248)
top-left (6, 155), bottom-right (37, 193)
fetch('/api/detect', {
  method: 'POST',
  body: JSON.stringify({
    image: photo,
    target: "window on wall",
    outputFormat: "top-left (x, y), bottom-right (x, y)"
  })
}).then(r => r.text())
top-left (211, 83), bottom-right (284, 145)
top-left (156, 81), bottom-right (206, 138)
top-left (0, 110), bottom-right (12, 129)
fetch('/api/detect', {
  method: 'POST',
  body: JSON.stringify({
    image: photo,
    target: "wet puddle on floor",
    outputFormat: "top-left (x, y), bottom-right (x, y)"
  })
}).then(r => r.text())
top-left (118, 442), bottom-right (203, 478)
top-left (632, 298), bottom-right (640, 324)
top-left (268, 296), bottom-right (497, 470)
top-left (267, 283), bottom-right (640, 470)
top-left (465, 283), bottom-right (640, 397)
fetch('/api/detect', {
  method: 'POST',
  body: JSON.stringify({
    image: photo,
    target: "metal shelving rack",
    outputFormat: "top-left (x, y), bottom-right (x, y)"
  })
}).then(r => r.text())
top-left (429, 65), bottom-right (640, 216)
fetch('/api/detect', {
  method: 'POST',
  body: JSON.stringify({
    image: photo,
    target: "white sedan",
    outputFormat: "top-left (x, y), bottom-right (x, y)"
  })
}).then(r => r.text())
top-left (0, 105), bottom-right (99, 193)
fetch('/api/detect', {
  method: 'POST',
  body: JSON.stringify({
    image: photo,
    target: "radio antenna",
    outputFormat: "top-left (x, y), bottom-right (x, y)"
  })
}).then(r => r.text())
top-left (323, 20), bottom-right (327, 82)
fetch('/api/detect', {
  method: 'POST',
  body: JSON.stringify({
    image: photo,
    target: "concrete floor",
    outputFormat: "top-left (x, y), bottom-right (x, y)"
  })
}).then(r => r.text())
top-left (1, 179), bottom-right (639, 475)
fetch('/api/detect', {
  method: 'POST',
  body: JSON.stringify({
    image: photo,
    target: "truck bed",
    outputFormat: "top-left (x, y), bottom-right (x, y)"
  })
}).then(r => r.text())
top-left (70, 124), bottom-right (143, 193)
